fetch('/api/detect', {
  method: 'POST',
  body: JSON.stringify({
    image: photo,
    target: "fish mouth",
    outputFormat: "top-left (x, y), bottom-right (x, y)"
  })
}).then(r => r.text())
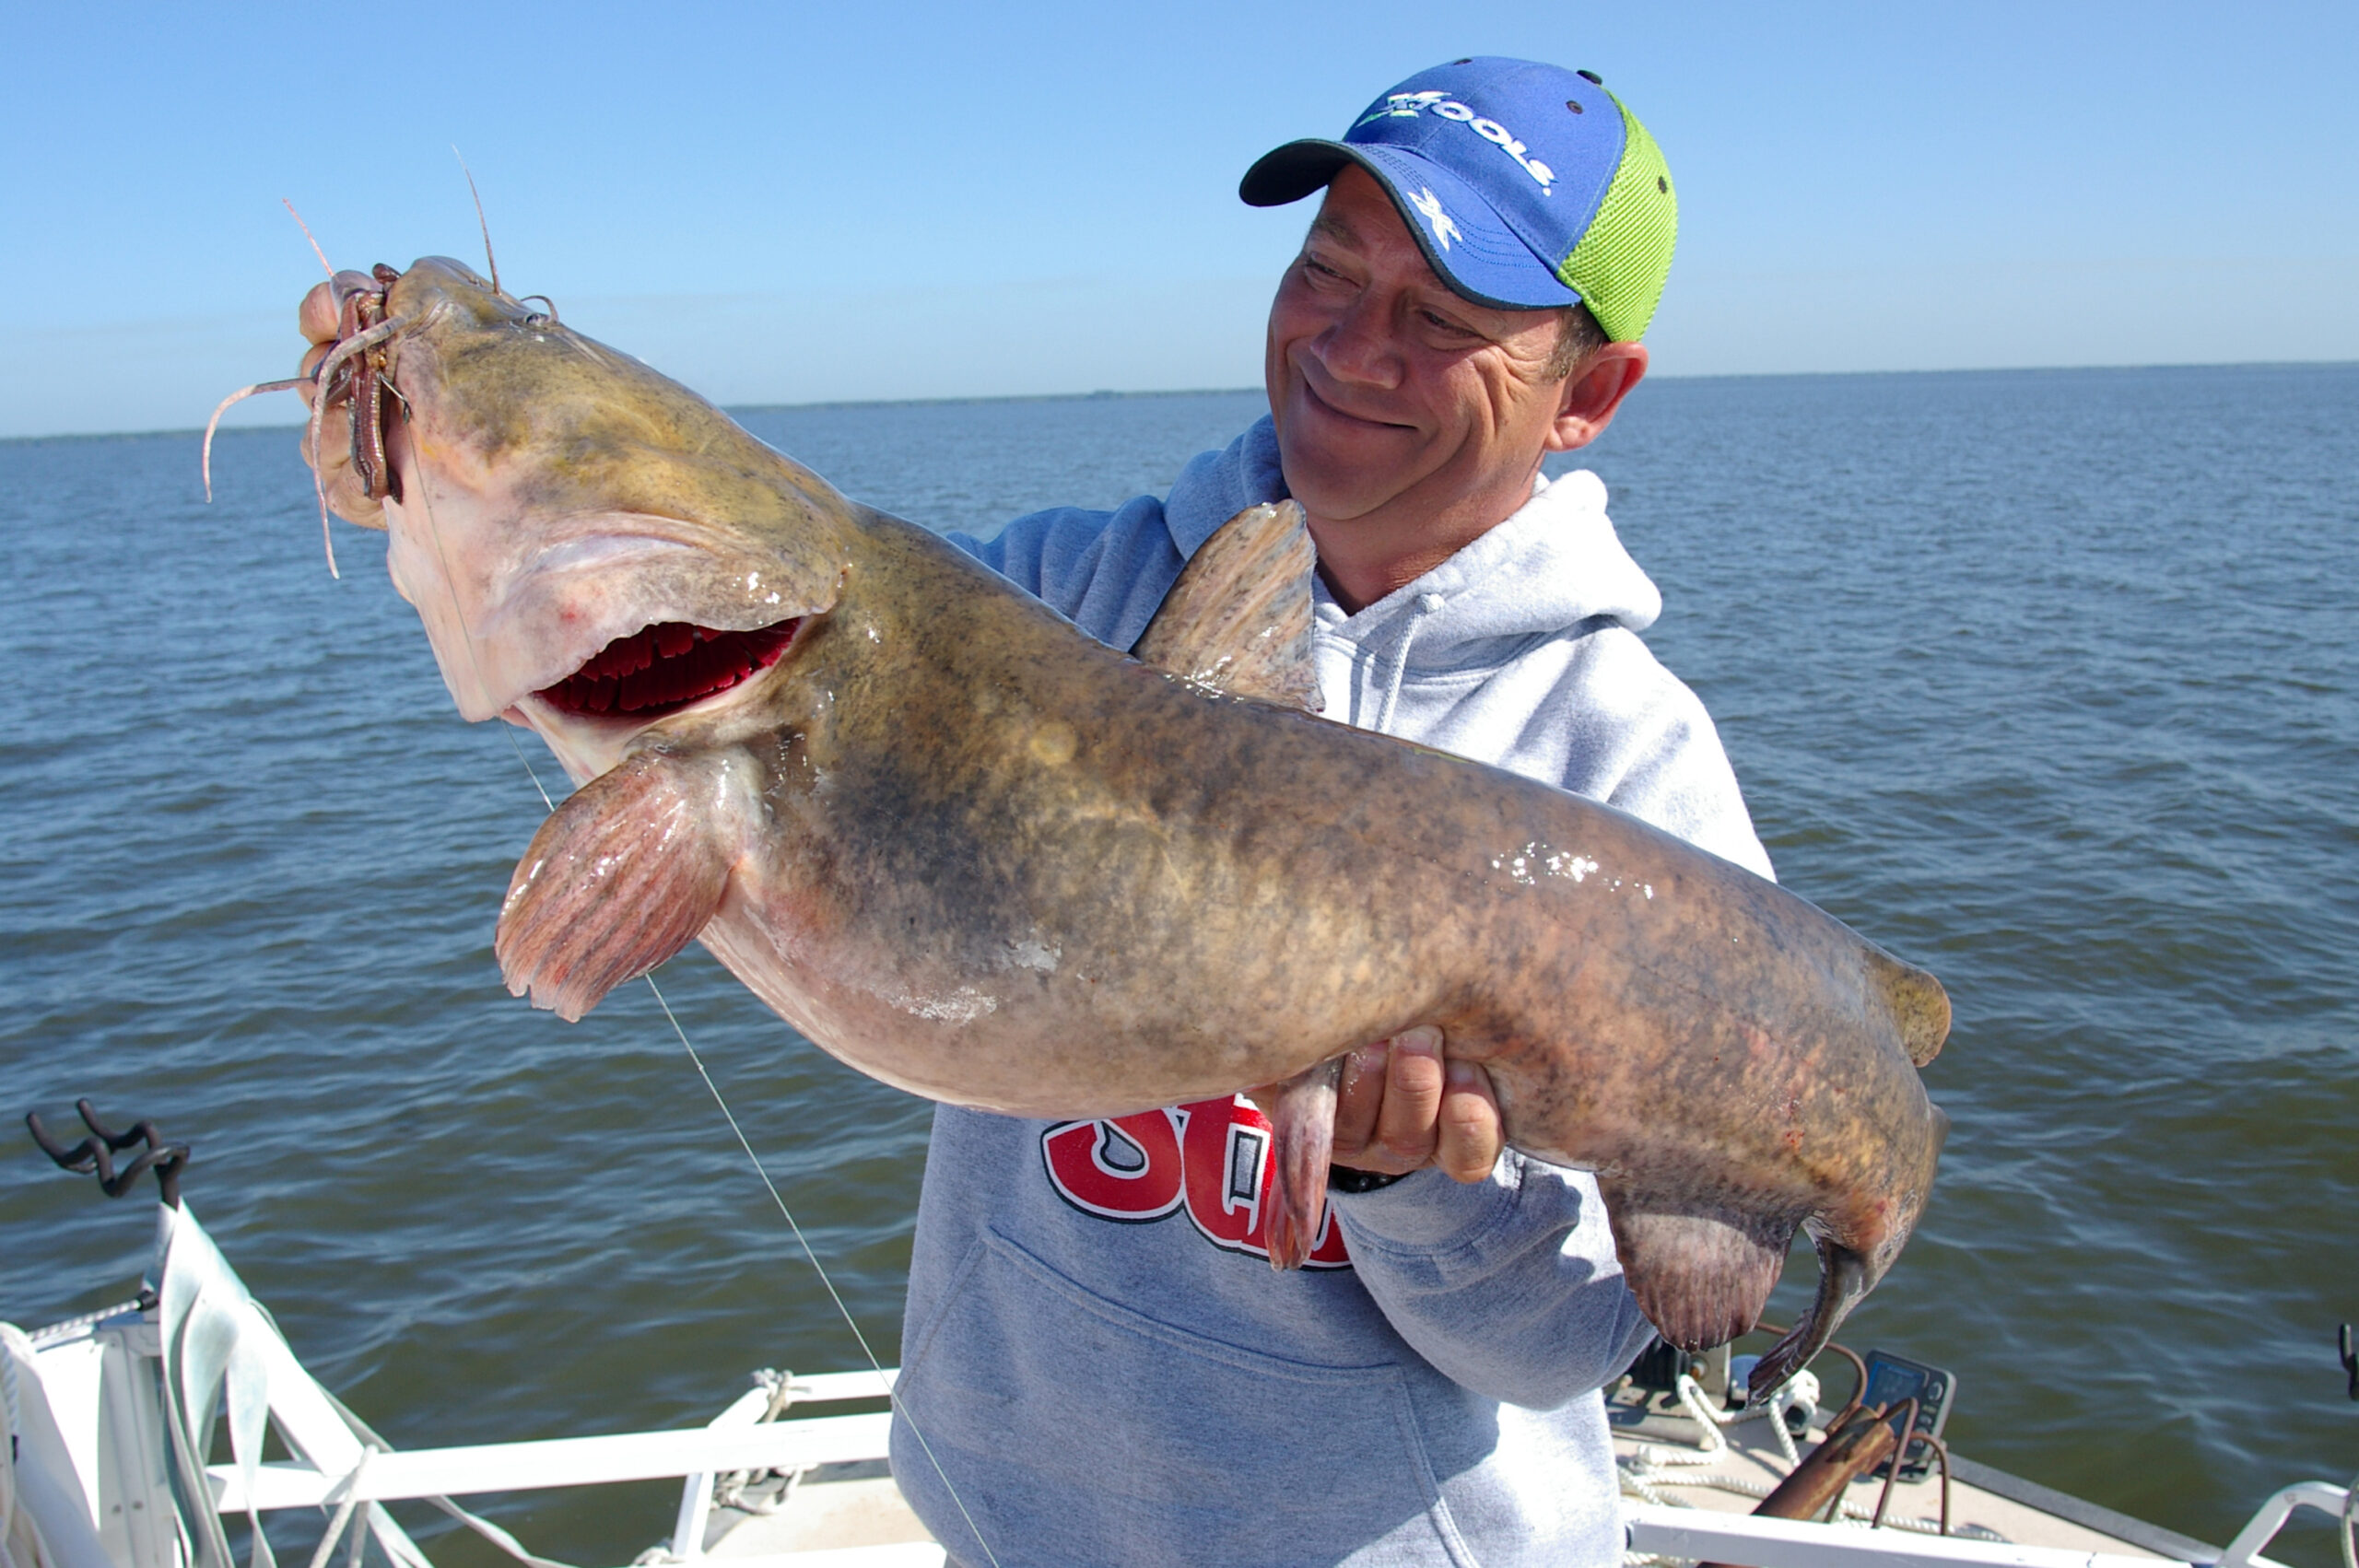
top-left (534, 618), bottom-right (802, 719)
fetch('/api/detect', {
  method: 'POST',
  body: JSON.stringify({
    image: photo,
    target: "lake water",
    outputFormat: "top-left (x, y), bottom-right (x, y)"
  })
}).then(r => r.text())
top-left (2, 366), bottom-right (2353, 1564)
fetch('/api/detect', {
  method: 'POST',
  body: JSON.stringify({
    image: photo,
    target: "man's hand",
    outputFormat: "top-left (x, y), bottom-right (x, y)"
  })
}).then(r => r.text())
top-left (291, 275), bottom-right (394, 529)
top-left (1331, 1025), bottom-right (1503, 1183)
top-left (295, 278), bottom-right (346, 432)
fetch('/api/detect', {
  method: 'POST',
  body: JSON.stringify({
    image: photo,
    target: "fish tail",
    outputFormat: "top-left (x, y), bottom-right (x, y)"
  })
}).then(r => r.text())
top-left (1747, 1233), bottom-right (1870, 1398)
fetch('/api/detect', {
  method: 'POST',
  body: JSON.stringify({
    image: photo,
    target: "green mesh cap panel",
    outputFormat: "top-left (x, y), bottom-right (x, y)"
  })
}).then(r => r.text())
top-left (1555, 94), bottom-right (1677, 341)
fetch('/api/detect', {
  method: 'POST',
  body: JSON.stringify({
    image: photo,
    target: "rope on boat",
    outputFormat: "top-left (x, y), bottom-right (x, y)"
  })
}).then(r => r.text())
top-left (1629, 1370), bottom-right (1813, 1472)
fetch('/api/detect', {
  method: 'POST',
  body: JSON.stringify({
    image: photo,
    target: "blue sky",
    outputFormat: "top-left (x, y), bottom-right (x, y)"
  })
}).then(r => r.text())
top-left (4, 0), bottom-right (2354, 438)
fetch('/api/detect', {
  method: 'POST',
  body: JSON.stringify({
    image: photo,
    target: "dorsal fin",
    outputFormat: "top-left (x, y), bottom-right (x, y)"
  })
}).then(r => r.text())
top-left (1133, 501), bottom-right (1321, 712)
top-left (1868, 946), bottom-right (1952, 1067)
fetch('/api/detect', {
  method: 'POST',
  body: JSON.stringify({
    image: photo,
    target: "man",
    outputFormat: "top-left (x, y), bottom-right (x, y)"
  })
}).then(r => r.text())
top-left (896, 57), bottom-right (1774, 1568)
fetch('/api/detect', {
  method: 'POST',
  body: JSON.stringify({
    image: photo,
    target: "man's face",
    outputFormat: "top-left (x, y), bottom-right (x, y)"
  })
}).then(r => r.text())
top-left (1263, 165), bottom-right (1579, 544)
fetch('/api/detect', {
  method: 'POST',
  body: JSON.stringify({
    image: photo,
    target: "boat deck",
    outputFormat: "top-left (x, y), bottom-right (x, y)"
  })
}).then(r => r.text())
top-left (688, 1380), bottom-right (2224, 1565)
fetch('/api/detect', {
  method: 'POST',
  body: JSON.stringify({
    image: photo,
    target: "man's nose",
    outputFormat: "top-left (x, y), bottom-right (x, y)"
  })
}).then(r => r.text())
top-left (1312, 291), bottom-right (1403, 389)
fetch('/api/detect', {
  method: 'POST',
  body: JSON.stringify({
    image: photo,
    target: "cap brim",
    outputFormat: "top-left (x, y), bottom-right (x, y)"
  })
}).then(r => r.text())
top-left (1239, 138), bottom-right (1581, 313)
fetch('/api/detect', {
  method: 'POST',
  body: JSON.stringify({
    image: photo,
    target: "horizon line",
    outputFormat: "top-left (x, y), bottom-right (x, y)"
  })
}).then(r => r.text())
top-left (8, 357), bottom-right (2355, 445)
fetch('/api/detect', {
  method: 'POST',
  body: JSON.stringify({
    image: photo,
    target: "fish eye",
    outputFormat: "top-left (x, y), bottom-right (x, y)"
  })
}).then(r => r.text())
top-left (523, 312), bottom-right (553, 330)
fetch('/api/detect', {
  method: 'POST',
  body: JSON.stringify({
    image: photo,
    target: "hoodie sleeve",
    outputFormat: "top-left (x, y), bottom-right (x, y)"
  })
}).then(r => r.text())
top-left (1332, 1155), bottom-right (1658, 1409)
top-left (946, 418), bottom-right (1284, 653)
top-left (946, 498), bottom-right (1189, 654)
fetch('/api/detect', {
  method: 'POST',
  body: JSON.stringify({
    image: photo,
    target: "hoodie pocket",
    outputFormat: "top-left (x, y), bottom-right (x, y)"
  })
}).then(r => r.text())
top-left (894, 1229), bottom-right (1472, 1568)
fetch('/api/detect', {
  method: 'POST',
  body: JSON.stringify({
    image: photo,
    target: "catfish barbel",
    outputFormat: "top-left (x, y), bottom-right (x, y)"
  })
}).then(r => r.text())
top-left (255, 255), bottom-right (1951, 1395)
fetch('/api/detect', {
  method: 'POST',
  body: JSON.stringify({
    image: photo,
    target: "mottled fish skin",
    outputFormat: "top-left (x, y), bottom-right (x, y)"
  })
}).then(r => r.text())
top-left (342, 258), bottom-right (1950, 1392)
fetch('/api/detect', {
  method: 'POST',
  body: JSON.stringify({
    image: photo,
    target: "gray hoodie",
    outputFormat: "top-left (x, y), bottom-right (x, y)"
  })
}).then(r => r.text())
top-left (892, 418), bottom-right (1770, 1568)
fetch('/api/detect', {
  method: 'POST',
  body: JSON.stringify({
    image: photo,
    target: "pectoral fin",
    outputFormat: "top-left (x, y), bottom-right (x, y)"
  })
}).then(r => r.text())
top-left (1133, 501), bottom-right (1320, 712)
top-left (1259, 1056), bottom-right (1343, 1270)
top-left (495, 750), bottom-right (736, 1022)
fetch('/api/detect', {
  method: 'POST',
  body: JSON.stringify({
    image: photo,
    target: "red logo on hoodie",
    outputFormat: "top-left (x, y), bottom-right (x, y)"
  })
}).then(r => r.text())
top-left (1039, 1096), bottom-right (1351, 1268)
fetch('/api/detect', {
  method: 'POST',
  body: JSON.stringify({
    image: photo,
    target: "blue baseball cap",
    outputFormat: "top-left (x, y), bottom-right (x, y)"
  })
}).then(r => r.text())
top-left (1239, 57), bottom-right (1678, 340)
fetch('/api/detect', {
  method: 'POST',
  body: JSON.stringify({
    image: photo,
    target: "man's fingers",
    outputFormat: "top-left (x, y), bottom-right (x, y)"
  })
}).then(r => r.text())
top-left (1374, 1025), bottom-right (1445, 1165)
top-left (1332, 1042), bottom-right (1389, 1164)
top-left (299, 281), bottom-right (340, 345)
top-left (296, 341), bottom-right (333, 414)
top-left (1436, 1058), bottom-right (1504, 1182)
top-left (1331, 1026), bottom-right (1491, 1183)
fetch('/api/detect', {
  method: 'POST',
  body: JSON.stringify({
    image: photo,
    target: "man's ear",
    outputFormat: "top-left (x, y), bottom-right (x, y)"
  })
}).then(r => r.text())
top-left (1545, 342), bottom-right (1649, 453)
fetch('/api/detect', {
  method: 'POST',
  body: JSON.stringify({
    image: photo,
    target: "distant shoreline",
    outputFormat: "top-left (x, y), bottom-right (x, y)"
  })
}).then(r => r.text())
top-left (9, 359), bottom-right (2354, 446)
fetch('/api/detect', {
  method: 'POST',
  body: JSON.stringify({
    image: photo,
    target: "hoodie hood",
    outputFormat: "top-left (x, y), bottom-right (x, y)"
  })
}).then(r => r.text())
top-left (1304, 454), bottom-right (1664, 740)
top-left (1309, 462), bottom-right (1662, 649)
top-left (1162, 417), bottom-right (1662, 718)
top-left (1160, 414), bottom-right (1296, 558)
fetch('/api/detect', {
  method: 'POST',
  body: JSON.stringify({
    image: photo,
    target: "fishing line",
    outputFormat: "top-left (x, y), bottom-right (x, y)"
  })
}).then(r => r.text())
top-left (641, 977), bottom-right (1003, 1568)
top-left (403, 443), bottom-right (1005, 1568)
top-left (281, 199), bottom-right (334, 279)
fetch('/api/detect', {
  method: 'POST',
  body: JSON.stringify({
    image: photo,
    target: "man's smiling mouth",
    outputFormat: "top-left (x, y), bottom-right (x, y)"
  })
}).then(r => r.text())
top-left (1297, 371), bottom-right (1416, 432)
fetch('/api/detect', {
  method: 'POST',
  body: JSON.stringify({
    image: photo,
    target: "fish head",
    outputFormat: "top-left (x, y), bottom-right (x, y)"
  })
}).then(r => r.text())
top-left (361, 257), bottom-right (851, 771)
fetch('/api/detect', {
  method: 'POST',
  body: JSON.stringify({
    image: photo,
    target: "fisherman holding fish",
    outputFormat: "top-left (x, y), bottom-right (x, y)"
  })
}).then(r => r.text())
top-left (283, 53), bottom-right (1946, 1568)
top-left (898, 58), bottom-right (1774, 1568)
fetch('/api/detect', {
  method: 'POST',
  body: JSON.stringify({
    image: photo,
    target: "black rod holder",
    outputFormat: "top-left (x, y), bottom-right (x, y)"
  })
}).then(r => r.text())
top-left (26, 1099), bottom-right (188, 1209)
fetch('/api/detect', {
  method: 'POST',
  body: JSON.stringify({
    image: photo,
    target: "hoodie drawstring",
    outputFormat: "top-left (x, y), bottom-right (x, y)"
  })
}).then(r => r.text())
top-left (1374, 593), bottom-right (1447, 734)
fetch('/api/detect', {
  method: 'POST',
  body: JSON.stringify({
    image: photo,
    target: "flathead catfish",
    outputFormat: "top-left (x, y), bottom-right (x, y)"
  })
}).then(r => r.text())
top-left (289, 255), bottom-right (1950, 1394)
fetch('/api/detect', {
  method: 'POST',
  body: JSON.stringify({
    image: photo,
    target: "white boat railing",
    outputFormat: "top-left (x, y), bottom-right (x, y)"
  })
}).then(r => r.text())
top-left (1624, 1503), bottom-right (2185, 1566)
top-left (203, 1410), bottom-right (896, 1513)
top-left (2212, 1480), bottom-right (2357, 1568)
top-left (663, 1371), bottom-right (899, 1566)
top-left (6, 1247), bottom-right (916, 1568)
top-left (10, 1201), bottom-right (2353, 1568)
top-left (1618, 1475), bottom-right (2353, 1568)
top-left (205, 1380), bottom-right (913, 1568)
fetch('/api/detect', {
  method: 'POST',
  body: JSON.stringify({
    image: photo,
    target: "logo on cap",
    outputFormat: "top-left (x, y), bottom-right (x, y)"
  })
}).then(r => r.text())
top-left (1355, 91), bottom-right (1556, 191)
top-left (1406, 187), bottom-right (1461, 252)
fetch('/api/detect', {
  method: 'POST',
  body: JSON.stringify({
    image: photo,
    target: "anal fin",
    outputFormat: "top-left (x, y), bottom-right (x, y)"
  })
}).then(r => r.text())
top-left (1133, 501), bottom-right (1320, 712)
top-left (496, 750), bottom-right (736, 1022)
top-left (1257, 1057), bottom-right (1342, 1270)
top-left (1602, 1192), bottom-right (1793, 1354)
